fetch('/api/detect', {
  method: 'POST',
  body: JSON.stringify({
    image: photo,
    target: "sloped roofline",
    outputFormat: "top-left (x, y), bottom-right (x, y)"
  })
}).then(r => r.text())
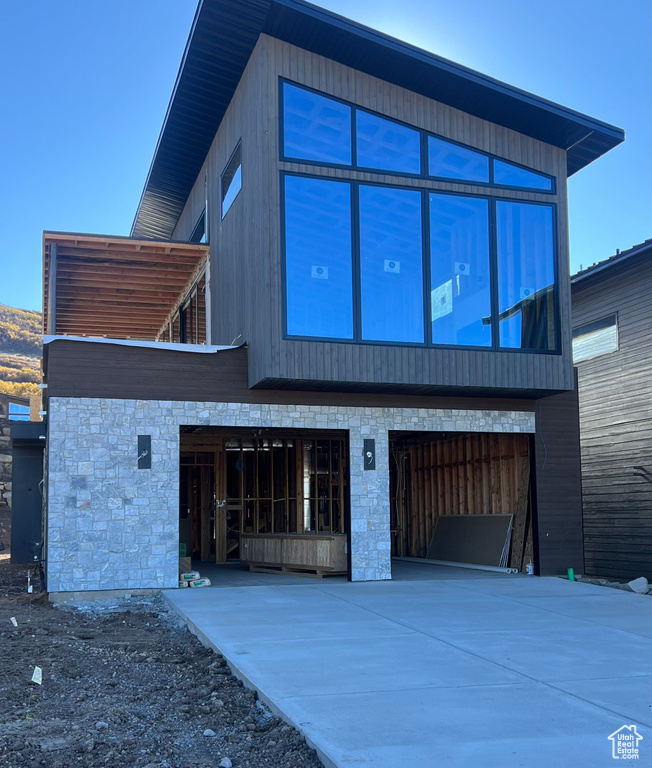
top-left (131, 0), bottom-right (625, 241)
top-left (571, 239), bottom-right (652, 285)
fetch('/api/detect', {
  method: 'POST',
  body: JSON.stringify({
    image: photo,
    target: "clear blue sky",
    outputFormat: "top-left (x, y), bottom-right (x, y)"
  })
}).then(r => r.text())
top-left (1, 0), bottom-right (649, 312)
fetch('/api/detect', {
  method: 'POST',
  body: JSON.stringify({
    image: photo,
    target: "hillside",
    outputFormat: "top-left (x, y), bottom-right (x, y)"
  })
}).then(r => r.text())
top-left (0, 303), bottom-right (42, 398)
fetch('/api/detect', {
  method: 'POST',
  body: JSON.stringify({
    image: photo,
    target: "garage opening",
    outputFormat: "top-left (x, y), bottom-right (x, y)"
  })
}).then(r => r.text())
top-left (179, 427), bottom-right (349, 579)
top-left (389, 431), bottom-right (534, 574)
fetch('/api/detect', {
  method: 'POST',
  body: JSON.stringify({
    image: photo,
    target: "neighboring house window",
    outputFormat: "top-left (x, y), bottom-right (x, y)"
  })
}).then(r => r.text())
top-left (280, 81), bottom-right (559, 352)
top-left (221, 143), bottom-right (242, 218)
top-left (572, 314), bottom-right (618, 362)
top-left (8, 403), bottom-right (30, 421)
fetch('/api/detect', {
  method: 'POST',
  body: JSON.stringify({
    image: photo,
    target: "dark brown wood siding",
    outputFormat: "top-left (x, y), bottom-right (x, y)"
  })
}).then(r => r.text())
top-left (533, 369), bottom-right (584, 576)
top-left (172, 35), bottom-right (575, 395)
top-left (572, 251), bottom-right (652, 580)
top-left (44, 340), bottom-right (539, 411)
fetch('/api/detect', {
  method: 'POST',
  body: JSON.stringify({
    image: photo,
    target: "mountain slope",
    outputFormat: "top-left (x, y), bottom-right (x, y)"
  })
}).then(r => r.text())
top-left (0, 304), bottom-right (42, 398)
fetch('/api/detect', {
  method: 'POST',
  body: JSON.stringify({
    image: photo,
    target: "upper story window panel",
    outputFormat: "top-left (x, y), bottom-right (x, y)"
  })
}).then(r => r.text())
top-left (428, 136), bottom-right (489, 183)
top-left (282, 172), bottom-right (559, 353)
top-left (356, 111), bottom-right (421, 175)
top-left (359, 185), bottom-right (424, 343)
top-left (283, 82), bottom-right (352, 165)
top-left (429, 194), bottom-right (492, 347)
top-left (280, 81), bottom-right (553, 193)
top-left (496, 201), bottom-right (556, 350)
top-left (494, 160), bottom-right (553, 191)
top-left (284, 175), bottom-right (354, 339)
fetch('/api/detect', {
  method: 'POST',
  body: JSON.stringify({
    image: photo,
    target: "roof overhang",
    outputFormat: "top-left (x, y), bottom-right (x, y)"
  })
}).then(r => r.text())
top-left (43, 232), bottom-right (209, 339)
top-left (132, 0), bottom-right (625, 240)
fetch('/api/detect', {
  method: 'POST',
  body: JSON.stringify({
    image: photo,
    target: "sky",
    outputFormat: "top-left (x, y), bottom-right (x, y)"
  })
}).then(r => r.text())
top-left (0, 0), bottom-right (650, 312)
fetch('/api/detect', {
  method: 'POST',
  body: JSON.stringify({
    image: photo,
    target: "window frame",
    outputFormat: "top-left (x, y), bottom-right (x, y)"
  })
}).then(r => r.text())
top-left (279, 78), bottom-right (556, 194)
top-left (189, 210), bottom-right (207, 243)
top-left (572, 313), bottom-right (619, 362)
top-left (281, 170), bottom-right (561, 354)
top-left (221, 141), bottom-right (242, 219)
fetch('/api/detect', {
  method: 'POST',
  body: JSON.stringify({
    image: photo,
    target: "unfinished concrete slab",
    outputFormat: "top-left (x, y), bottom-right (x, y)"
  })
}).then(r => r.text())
top-left (164, 572), bottom-right (651, 768)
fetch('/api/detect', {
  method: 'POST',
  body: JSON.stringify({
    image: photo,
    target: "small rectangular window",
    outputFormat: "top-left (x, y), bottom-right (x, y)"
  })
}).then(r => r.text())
top-left (189, 210), bottom-right (206, 243)
top-left (572, 315), bottom-right (618, 362)
top-left (8, 403), bottom-right (30, 421)
top-left (221, 143), bottom-right (242, 219)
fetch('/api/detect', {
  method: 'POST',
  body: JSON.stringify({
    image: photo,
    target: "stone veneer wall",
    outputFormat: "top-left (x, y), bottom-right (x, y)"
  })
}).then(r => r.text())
top-left (46, 397), bottom-right (535, 592)
top-left (0, 399), bottom-right (13, 509)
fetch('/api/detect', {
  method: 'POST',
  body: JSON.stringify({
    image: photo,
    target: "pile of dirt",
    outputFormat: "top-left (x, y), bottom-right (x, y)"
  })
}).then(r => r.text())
top-left (0, 568), bottom-right (322, 767)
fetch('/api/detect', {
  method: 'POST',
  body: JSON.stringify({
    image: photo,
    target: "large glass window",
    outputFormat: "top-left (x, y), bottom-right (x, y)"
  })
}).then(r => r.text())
top-left (282, 82), bottom-right (352, 165)
top-left (429, 194), bottom-right (492, 346)
top-left (359, 186), bottom-right (424, 343)
top-left (356, 112), bottom-right (421, 175)
top-left (496, 202), bottom-right (556, 350)
top-left (282, 172), bottom-right (557, 352)
top-left (428, 136), bottom-right (489, 183)
top-left (493, 160), bottom-right (553, 192)
top-left (284, 176), bottom-right (354, 338)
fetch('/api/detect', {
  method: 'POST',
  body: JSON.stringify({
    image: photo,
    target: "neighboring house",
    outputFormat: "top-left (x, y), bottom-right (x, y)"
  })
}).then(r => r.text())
top-left (40, 0), bottom-right (624, 594)
top-left (0, 392), bottom-right (30, 509)
top-left (571, 240), bottom-right (652, 580)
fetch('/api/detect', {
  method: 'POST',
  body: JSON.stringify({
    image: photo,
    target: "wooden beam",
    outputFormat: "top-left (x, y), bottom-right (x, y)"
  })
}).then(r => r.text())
top-left (47, 242), bottom-right (57, 334)
top-left (156, 257), bottom-right (207, 340)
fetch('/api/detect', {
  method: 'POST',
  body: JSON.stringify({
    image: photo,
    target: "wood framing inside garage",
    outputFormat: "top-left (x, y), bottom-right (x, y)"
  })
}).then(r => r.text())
top-left (390, 431), bottom-right (534, 572)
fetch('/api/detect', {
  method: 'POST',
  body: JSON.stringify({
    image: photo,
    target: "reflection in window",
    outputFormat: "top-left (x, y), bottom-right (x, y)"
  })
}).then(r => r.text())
top-left (429, 194), bottom-right (492, 346)
top-left (283, 83), bottom-right (352, 165)
top-left (496, 202), bottom-right (556, 350)
top-left (356, 112), bottom-right (421, 174)
top-left (284, 176), bottom-right (353, 338)
top-left (359, 186), bottom-right (424, 343)
top-left (428, 136), bottom-right (489, 183)
top-left (493, 160), bottom-right (552, 191)
top-left (221, 143), bottom-right (242, 219)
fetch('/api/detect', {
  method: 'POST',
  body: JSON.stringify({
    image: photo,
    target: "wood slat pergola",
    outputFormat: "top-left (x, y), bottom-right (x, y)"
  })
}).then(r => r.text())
top-left (43, 232), bottom-right (209, 340)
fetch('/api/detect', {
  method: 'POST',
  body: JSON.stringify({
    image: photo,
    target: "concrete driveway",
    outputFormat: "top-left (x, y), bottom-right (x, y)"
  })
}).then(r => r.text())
top-left (164, 565), bottom-right (651, 768)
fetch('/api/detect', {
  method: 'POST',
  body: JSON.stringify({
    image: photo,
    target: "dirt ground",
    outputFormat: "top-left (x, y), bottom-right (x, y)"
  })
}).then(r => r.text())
top-left (0, 509), bottom-right (322, 768)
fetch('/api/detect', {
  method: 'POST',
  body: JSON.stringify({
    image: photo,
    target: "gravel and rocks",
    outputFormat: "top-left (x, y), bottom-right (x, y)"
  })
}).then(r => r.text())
top-left (0, 509), bottom-right (322, 768)
top-left (574, 574), bottom-right (652, 595)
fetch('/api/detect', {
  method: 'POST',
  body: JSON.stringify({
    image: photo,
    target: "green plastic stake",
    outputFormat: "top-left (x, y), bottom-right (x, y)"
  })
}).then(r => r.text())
top-left (568, 568), bottom-right (575, 582)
